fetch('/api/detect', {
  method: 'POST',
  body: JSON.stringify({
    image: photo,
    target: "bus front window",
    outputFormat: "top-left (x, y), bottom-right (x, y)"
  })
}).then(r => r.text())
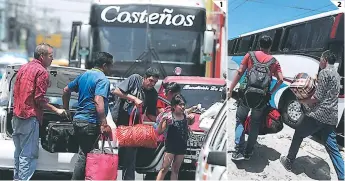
top-left (149, 29), bottom-right (201, 63)
top-left (92, 27), bottom-right (147, 62)
top-left (92, 27), bottom-right (202, 64)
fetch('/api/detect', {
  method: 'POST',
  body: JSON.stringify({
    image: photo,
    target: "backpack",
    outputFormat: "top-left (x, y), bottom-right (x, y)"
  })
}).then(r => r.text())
top-left (243, 51), bottom-right (276, 108)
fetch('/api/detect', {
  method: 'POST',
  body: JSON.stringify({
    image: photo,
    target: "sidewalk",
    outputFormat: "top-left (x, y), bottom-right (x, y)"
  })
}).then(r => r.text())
top-left (227, 99), bottom-right (344, 180)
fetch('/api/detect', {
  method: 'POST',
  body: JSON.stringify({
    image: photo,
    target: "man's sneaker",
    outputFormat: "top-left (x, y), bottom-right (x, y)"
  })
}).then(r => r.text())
top-left (244, 151), bottom-right (253, 160)
top-left (231, 151), bottom-right (245, 161)
top-left (280, 156), bottom-right (293, 171)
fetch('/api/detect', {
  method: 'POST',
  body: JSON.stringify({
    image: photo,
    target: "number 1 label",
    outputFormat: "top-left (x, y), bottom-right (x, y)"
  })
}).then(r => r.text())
top-left (213, 0), bottom-right (227, 13)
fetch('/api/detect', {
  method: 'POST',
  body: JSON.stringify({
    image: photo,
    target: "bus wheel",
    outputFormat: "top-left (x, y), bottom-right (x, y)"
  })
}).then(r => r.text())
top-left (281, 93), bottom-right (304, 129)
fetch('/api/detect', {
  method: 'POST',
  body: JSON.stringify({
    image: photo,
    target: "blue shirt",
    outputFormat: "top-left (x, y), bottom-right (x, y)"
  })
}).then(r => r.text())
top-left (68, 69), bottom-right (110, 124)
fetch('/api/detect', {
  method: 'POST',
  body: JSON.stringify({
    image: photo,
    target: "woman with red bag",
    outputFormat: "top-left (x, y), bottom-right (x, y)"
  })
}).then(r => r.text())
top-left (156, 94), bottom-right (195, 181)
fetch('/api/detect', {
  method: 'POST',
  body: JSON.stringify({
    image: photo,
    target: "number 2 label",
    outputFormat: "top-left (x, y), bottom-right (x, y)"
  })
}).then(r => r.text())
top-left (332, 0), bottom-right (344, 9)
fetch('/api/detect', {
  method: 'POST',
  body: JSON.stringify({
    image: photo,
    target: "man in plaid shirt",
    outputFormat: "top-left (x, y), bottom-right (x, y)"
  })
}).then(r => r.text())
top-left (12, 43), bottom-right (66, 180)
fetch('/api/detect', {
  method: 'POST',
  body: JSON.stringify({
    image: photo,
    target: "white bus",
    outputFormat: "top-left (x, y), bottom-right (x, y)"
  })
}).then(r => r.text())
top-left (228, 10), bottom-right (344, 143)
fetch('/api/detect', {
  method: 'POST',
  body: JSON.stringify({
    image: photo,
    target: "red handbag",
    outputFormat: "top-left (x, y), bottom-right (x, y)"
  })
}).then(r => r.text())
top-left (115, 105), bottom-right (158, 148)
top-left (85, 135), bottom-right (118, 180)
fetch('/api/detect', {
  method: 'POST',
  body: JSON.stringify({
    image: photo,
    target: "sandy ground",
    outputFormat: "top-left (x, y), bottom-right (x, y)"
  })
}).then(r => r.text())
top-left (227, 99), bottom-right (344, 180)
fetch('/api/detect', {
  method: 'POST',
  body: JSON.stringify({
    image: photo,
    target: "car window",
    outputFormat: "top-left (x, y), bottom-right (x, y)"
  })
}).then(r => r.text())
top-left (180, 83), bottom-right (224, 109)
top-left (47, 96), bottom-right (79, 109)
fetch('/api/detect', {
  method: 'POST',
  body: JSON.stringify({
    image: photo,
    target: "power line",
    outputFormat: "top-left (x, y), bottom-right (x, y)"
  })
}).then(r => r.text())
top-left (228, 0), bottom-right (242, 6)
top-left (261, 4), bottom-right (334, 28)
top-left (229, 0), bottom-right (248, 13)
top-left (247, 0), bottom-right (327, 13)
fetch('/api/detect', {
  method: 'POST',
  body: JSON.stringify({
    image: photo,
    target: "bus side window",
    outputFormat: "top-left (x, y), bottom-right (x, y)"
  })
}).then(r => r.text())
top-left (228, 39), bottom-right (236, 55)
top-left (305, 17), bottom-right (333, 50)
top-left (281, 23), bottom-right (309, 52)
top-left (252, 34), bottom-right (259, 51)
top-left (271, 29), bottom-right (283, 52)
top-left (235, 36), bottom-right (254, 54)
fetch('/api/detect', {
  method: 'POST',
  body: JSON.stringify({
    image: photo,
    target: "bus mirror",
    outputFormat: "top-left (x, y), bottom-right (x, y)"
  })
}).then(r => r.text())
top-left (203, 30), bottom-right (214, 54)
top-left (80, 24), bottom-right (91, 48)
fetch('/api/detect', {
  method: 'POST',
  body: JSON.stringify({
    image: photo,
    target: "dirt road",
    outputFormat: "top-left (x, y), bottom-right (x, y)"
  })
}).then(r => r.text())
top-left (227, 99), bottom-right (344, 180)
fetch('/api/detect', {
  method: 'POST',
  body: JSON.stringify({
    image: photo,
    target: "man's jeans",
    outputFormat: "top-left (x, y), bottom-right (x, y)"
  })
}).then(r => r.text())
top-left (287, 116), bottom-right (344, 180)
top-left (234, 102), bottom-right (265, 153)
top-left (119, 147), bottom-right (137, 180)
top-left (12, 116), bottom-right (39, 181)
top-left (71, 120), bottom-right (100, 181)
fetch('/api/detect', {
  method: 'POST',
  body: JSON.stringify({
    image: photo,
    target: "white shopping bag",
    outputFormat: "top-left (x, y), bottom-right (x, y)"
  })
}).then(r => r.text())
top-left (199, 102), bottom-right (223, 131)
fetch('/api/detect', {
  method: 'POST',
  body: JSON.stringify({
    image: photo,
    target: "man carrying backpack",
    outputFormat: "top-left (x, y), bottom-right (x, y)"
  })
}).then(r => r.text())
top-left (228, 35), bottom-right (284, 161)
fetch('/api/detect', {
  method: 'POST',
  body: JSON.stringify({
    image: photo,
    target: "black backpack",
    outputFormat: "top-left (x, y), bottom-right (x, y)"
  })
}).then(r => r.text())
top-left (243, 51), bottom-right (276, 108)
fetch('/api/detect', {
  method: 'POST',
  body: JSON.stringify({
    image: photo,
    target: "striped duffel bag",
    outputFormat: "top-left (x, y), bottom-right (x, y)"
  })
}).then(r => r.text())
top-left (289, 72), bottom-right (316, 100)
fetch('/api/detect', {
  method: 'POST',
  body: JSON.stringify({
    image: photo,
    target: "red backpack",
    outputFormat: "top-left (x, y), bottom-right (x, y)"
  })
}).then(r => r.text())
top-left (244, 106), bottom-right (283, 135)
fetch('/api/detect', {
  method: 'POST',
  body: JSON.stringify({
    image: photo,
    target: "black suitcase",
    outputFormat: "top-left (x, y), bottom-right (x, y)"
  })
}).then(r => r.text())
top-left (42, 122), bottom-right (79, 153)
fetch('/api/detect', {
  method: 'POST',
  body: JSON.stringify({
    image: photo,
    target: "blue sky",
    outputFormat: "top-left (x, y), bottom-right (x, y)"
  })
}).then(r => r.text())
top-left (228, 0), bottom-right (338, 39)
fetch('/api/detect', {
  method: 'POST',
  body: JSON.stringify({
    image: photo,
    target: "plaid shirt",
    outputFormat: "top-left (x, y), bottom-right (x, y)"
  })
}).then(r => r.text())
top-left (13, 59), bottom-right (49, 123)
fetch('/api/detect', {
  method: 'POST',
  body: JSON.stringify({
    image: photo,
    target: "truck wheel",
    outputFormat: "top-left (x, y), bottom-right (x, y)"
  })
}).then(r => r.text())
top-left (281, 93), bottom-right (305, 129)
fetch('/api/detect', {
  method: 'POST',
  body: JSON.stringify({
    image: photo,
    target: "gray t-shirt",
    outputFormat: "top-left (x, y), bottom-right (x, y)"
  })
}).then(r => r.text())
top-left (306, 66), bottom-right (340, 125)
top-left (116, 74), bottom-right (158, 126)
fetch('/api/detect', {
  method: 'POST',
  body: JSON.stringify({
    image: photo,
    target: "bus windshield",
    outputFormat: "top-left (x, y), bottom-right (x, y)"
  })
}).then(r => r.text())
top-left (92, 27), bottom-right (201, 63)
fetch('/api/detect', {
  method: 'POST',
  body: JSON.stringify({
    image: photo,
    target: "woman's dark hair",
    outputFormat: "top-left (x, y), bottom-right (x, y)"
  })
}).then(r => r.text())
top-left (163, 82), bottom-right (181, 94)
top-left (171, 93), bottom-right (186, 111)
